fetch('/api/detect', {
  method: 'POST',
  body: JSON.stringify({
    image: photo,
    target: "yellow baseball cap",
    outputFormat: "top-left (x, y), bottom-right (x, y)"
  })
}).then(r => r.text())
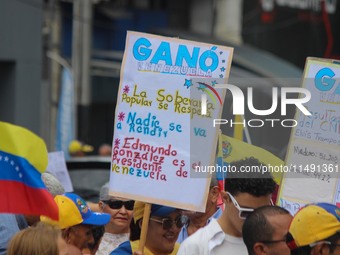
top-left (68, 140), bottom-right (93, 154)
top-left (41, 193), bottom-right (110, 229)
top-left (288, 203), bottom-right (340, 248)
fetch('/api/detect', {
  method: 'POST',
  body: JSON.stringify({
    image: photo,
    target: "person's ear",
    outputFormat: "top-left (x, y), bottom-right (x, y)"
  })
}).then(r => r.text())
top-left (220, 190), bottom-right (230, 204)
top-left (210, 186), bottom-right (220, 203)
top-left (253, 242), bottom-right (268, 255)
top-left (98, 201), bottom-right (105, 212)
top-left (310, 243), bottom-right (330, 255)
top-left (62, 228), bottom-right (72, 243)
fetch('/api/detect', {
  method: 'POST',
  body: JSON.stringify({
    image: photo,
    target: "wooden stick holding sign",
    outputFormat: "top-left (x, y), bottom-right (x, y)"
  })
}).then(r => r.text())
top-left (138, 203), bottom-right (151, 253)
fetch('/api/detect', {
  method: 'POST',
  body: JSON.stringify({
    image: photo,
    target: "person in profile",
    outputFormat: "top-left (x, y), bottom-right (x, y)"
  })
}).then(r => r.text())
top-left (288, 202), bottom-right (340, 255)
top-left (177, 172), bottom-right (222, 243)
top-left (41, 193), bottom-right (110, 252)
top-left (243, 205), bottom-right (292, 255)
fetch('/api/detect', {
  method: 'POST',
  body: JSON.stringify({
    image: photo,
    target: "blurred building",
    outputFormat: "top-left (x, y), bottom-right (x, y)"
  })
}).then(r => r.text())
top-left (4, 0), bottom-right (334, 158)
top-left (0, 0), bottom-right (44, 136)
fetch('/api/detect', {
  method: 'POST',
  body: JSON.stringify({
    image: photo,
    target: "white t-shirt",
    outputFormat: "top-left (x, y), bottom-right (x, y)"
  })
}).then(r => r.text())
top-left (214, 232), bottom-right (247, 255)
top-left (177, 218), bottom-right (247, 255)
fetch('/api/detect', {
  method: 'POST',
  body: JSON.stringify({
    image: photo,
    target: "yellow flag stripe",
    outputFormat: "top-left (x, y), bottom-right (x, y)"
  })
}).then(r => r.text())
top-left (233, 115), bottom-right (243, 140)
top-left (0, 122), bottom-right (48, 173)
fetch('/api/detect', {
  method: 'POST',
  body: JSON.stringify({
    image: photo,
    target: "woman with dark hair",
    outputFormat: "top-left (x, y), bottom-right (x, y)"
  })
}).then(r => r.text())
top-left (110, 201), bottom-right (188, 255)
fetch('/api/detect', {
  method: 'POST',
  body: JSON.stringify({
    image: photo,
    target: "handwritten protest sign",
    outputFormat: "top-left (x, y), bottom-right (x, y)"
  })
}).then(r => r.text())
top-left (278, 57), bottom-right (340, 215)
top-left (109, 31), bottom-right (233, 212)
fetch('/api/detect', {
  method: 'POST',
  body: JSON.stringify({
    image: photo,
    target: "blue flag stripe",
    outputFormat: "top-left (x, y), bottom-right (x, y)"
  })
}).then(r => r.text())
top-left (0, 151), bottom-right (45, 188)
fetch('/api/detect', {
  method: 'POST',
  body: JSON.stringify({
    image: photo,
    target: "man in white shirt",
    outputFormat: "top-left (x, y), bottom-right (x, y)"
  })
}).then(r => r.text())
top-left (178, 157), bottom-right (277, 255)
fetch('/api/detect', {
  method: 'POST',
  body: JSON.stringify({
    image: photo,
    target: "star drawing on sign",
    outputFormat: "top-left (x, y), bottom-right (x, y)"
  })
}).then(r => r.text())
top-left (220, 67), bottom-right (225, 72)
top-left (222, 59), bottom-right (225, 63)
top-left (184, 79), bottom-right (193, 88)
top-left (114, 138), bottom-right (120, 147)
top-left (211, 80), bottom-right (217, 86)
top-left (123, 85), bottom-right (130, 94)
top-left (117, 112), bottom-right (125, 121)
top-left (219, 74), bottom-right (224, 78)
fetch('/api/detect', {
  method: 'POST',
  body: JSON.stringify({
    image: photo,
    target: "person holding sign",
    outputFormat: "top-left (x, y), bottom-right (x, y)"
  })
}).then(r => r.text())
top-left (178, 157), bottom-right (277, 255)
top-left (287, 203), bottom-right (340, 255)
top-left (110, 201), bottom-right (188, 255)
top-left (242, 205), bottom-right (292, 255)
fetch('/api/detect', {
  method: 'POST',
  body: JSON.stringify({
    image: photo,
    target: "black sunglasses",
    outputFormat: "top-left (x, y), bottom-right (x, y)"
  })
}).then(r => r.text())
top-left (102, 200), bottom-right (135, 210)
top-left (260, 238), bottom-right (287, 244)
top-left (150, 215), bottom-right (189, 230)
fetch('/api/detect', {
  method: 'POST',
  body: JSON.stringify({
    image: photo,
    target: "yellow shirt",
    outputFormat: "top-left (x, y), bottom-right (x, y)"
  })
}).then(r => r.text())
top-left (131, 240), bottom-right (180, 255)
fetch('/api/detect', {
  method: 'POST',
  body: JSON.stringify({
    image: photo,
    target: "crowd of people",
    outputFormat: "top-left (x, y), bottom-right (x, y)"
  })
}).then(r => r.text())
top-left (1, 157), bottom-right (340, 255)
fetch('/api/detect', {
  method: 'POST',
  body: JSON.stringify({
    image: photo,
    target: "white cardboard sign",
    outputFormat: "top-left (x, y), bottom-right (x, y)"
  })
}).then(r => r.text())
top-left (109, 31), bottom-right (233, 212)
top-left (279, 58), bottom-right (340, 215)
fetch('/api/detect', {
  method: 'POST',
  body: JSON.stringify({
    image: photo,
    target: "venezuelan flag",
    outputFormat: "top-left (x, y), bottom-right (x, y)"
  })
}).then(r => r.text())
top-left (0, 122), bottom-right (58, 220)
top-left (220, 134), bottom-right (284, 185)
top-left (217, 132), bottom-right (284, 205)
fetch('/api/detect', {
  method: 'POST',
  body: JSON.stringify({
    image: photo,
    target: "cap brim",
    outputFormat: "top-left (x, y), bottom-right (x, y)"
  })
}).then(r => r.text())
top-left (151, 205), bottom-right (177, 217)
top-left (82, 212), bottom-right (110, 226)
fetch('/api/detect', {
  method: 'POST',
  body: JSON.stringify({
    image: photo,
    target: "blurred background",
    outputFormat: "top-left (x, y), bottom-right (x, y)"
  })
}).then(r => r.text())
top-left (1, 0), bottom-right (339, 159)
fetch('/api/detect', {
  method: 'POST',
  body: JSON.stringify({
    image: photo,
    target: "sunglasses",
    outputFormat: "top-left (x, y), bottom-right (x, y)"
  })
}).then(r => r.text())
top-left (260, 237), bottom-right (287, 245)
top-left (150, 215), bottom-right (189, 230)
top-left (102, 200), bottom-right (134, 210)
top-left (227, 192), bottom-right (254, 219)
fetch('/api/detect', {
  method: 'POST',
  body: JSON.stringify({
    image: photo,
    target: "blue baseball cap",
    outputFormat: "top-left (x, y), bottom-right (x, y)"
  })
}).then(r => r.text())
top-left (64, 193), bottom-right (111, 226)
top-left (151, 204), bottom-right (177, 217)
top-left (133, 201), bottom-right (177, 223)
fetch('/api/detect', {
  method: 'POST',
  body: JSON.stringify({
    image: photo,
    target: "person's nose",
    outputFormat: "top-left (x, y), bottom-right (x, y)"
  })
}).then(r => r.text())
top-left (119, 205), bottom-right (128, 214)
